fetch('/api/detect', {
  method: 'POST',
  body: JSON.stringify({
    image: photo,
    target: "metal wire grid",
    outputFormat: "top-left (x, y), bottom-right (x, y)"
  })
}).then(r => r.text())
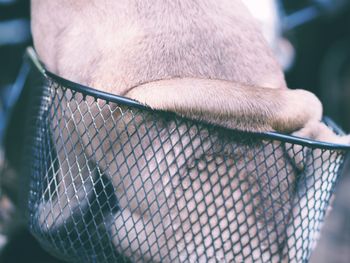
top-left (20, 57), bottom-right (349, 263)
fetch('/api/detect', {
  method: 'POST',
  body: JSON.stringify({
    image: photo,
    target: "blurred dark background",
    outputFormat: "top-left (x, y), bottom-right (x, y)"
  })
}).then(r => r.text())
top-left (1, 0), bottom-right (350, 262)
top-left (283, 0), bottom-right (350, 132)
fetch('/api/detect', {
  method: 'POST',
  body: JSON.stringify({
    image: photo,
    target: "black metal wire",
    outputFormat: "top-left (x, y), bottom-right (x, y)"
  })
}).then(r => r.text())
top-left (21, 49), bottom-right (350, 263)
top-left (45, 70), bottom-right (350, 152)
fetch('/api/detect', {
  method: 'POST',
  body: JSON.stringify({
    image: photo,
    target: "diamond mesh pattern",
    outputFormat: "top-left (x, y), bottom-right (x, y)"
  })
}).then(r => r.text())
top-left (21, 71), bottom-right (349, 262)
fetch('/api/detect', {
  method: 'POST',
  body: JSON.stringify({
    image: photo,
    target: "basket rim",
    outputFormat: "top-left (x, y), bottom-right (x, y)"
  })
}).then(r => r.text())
top-left (26, 47), bottom-right (350, 151)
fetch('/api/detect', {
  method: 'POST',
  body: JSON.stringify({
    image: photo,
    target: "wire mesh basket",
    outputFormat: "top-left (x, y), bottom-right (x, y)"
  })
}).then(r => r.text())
top-left (20, 49), bottom-right (350, 263)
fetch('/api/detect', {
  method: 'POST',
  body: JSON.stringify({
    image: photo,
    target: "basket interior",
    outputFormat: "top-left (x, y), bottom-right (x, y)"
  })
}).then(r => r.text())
top-left (20, 50), bottom-right (349, 263)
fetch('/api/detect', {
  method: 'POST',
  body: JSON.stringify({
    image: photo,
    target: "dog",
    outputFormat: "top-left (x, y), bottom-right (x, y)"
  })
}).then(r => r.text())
top-left (31, 0), bottom-right (324, 134)
top-left (31, 0), bottom-right (350, 262)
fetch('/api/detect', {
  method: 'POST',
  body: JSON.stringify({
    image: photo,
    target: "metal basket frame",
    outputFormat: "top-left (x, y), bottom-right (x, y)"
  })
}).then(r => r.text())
top-left (19, 48), bottom-right (350, 263)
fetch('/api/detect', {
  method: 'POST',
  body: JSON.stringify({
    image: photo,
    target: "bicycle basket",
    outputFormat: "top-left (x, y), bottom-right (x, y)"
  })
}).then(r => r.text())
top-left (20, 48), bottom-right (350, 263)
